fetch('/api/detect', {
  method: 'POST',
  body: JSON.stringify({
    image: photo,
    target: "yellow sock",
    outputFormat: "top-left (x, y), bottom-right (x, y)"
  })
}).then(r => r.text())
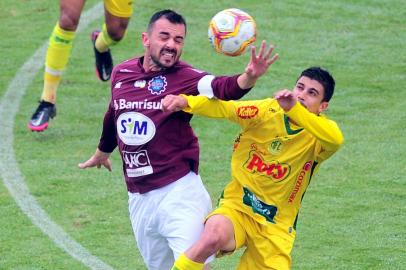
top-left (41, 72), bottom-right (60, 103)
top-left (171, 253), bottom-right (204, 270)
top-left (95, 23), bottom-right (120, 53)
top-left (42, 23), bottom-right (75, 103)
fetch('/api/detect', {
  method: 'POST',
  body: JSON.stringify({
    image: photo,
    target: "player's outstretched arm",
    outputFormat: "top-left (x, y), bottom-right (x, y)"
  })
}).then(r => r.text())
top-left (237, 40), bottom-right (279, 89)
top-left (275, 89), bottom-right (344, 154)
top-left (78, 148), bottom-right (112, 172)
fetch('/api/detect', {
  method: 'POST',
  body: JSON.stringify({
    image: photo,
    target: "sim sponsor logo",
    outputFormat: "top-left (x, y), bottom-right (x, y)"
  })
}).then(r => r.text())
top-left (117, 112), bottom-right (156, 145)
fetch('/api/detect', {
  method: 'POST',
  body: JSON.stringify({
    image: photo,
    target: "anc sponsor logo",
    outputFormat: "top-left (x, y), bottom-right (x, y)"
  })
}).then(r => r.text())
top-left (123, 150), bottom-right (153, 177)
top-left (244, 151), bottom-right (290, 182)
top-left (237, 105), bottom-right (259, 119)
top-left (288, 161), bottom-right (313, 203)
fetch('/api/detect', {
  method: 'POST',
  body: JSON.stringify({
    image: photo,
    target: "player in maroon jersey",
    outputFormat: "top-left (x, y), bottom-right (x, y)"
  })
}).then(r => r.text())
top-left (79, 9), bottom-right (278, 270)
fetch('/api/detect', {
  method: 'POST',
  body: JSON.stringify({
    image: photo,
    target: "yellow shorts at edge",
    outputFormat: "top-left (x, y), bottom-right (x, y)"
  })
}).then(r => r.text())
top-left (104, 0), bottom-right (134, 18)
top-left (208, 205), bottom-right (296, 270)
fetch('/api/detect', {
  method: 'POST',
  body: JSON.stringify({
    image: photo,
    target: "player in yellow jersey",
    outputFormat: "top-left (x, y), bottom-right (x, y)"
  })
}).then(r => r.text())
top-left (162, 66), bottom-right (344, 270)
top-left (28, 0), bottom-right (134, 132)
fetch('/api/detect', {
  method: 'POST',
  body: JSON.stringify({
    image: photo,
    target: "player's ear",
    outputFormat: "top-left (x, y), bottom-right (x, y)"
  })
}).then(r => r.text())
top-left (142, 32), bottom-right (150, 47)
top-left (318, 101), bottom-right (329, 114)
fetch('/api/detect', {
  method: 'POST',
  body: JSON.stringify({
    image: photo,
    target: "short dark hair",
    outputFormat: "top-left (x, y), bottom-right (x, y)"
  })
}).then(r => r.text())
top-left (299, 67), bottom-right (335, 102)
top-left (148, 9), bottom-right (187, 34)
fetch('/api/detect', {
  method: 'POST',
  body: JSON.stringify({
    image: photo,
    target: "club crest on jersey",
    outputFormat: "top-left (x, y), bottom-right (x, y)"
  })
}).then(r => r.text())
top-left (268, 138), bottom-right (283, 155)
top-left (134, 80), bottom-right (146, 88)
top-left (117, 112), bottom-right (156, 145)
top-left (148, 76), bottom-right (167, 95)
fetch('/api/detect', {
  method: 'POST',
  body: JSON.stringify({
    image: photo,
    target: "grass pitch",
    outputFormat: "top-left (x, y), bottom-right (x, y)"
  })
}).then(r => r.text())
top-left (1, 0), bottom-right (405, 269)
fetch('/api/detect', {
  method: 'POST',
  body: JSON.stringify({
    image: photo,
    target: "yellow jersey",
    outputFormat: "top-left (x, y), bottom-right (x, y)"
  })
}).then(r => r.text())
top-left (183, 95), bottom-right (344, 235)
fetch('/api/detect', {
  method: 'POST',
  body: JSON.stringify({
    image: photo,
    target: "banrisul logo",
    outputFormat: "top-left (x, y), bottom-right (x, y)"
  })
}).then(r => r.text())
top-left (117, 112), bottom-right (156, 145)
top-left (148, 75), bottom-right (167, 95)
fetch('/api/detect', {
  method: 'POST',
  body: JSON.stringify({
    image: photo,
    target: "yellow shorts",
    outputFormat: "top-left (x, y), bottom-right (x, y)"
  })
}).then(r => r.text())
top-left (208, 205), bottom-right (296, 270)
top-left (104, 0), bottom-right (134, 18)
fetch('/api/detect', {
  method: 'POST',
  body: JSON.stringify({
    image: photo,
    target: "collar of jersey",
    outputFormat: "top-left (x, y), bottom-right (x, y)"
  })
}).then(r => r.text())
top-left (284, 114), bottom-right (303, 135)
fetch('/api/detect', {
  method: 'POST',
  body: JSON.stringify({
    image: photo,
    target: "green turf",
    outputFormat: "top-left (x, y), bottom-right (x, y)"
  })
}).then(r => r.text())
top-left (1, 0), bottom-right (405, 269)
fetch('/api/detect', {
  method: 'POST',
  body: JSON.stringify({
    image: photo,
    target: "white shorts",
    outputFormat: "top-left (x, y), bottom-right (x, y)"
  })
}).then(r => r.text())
top-left (128, 171), bottom-right (212, 270)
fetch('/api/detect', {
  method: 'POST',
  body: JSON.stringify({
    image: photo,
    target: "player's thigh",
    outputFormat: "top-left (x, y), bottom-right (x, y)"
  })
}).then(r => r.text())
top-left (59, 0), bottom-right (86, 30)
top-left (128, 192), bottom-right (175, 270)
top-left (140, 235), bottom-right (174, 270)
top-left (237, 232), bottom-right (293, 270)
top-left (159, 173), bottom-right (212, 259)
top-left (104, 0), bottom-right (133, 18)
top-left (103, 0), bottom-right (132, 39)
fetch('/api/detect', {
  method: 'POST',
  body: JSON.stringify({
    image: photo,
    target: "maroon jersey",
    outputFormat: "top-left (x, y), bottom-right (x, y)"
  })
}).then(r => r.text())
top-left (98, 56), bottom-right (249, 193)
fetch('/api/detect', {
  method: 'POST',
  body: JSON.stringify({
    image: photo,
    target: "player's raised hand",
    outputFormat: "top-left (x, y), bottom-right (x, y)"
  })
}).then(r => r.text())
top-left (162, 94), bottom-right (188, 112)
top-left (245, 40), bottom-right (279, 79)
top-left (274, 90), bottom-right (297, 112)
top-left (237, 40), bottom-right (278, 89)
top-left (78, 149), bottom-right (112, 172)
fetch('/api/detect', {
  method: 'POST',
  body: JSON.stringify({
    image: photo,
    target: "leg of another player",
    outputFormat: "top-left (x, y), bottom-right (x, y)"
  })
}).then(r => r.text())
top-left (59, 0), bottom-right (85, 31)
top-left (104, 11), bottom-right (130, 42)
top-left (45, 0), bottom-right (85, 102)
top-left (92, 10), bottom-right (130, 81)
top-left (28, 0), bottom-right (85, 132)
top-left (173, 215), bottom-right (236, 270)
top-left (95, 11), bottom-right (130, 52)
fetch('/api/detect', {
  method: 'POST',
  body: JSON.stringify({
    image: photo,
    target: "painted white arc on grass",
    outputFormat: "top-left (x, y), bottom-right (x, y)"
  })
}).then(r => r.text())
top-left (0, 3), bottom-right (114, 270)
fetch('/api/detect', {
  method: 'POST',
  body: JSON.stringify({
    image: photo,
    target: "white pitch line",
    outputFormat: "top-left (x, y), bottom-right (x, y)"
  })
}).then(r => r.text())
top-left (0, 3), bottom-right (114, 270)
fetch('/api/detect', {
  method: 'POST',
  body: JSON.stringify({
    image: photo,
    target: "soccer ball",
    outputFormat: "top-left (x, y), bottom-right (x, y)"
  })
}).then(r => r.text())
top-left (208, 8), bottom-right (257, 57)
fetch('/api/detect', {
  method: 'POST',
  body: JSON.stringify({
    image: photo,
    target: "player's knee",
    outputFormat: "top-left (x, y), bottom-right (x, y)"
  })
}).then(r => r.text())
top-left (108, 31), bottom-right (124, 42)
top-left (106, 21), bottom-right (129, 41)
top-left (201, 215), bottom-right (235, 253)
top-left (200, 234), bottom-right (222, 254)
top-left (106, 27), bottom-right (127, 41)
top-left (59, 13), bottom-right (80, 31)
top-left (200, 227), bottom-right (227, 253)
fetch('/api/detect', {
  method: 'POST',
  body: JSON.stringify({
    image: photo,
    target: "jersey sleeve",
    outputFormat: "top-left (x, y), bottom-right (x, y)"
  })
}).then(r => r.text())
top-left (286, 102), bottom-right (344, 161)
top-left (211, 74), bottom-right (250, 100)
top-left (98, 100), bottom-right (117, 153)
top-left (182, 95), bottom-right (266, 131)
top-left (181, 67), bottom-right (249, 100)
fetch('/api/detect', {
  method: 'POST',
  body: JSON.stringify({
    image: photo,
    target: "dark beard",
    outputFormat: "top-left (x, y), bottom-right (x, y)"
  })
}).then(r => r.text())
top-left (150, 54), bottom-right (168, 71)
top-left (150, 48), bottom-right (179, 70)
